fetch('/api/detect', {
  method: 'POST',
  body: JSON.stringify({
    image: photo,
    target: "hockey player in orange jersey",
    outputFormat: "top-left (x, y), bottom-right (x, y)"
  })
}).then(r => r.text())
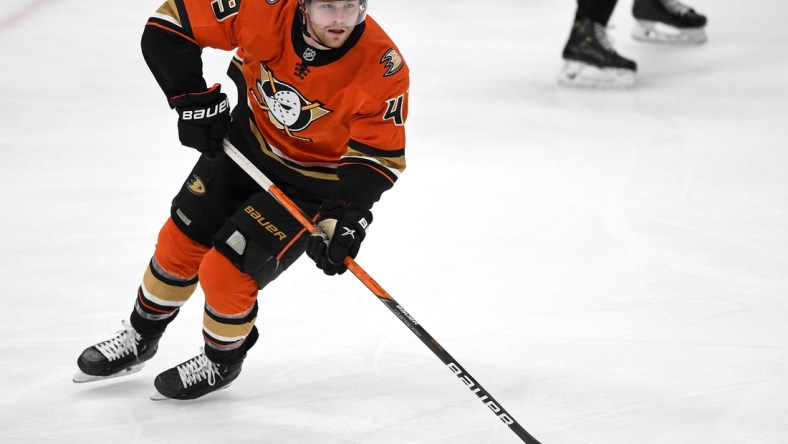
top-left (73, 0), bottom-right (409, 401)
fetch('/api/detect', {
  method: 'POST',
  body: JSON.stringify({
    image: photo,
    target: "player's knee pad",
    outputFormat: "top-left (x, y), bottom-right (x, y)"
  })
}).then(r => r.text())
top-left (212, 192), bottom-right (314, 288)
top-left (212, 227), bottom-right (291, 290)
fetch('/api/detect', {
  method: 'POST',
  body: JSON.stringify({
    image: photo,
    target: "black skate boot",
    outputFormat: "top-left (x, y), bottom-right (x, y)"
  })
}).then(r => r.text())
top-left (73, 321), bottom-right (160, 383)
top-left (632, 0), bottom-right (708, 44)
top-left (151, 350), bottom-right (243, 400)
top-left (151, 326), bottom-right (257, 400)
top-left (559, 18), bottom-right (637, 88)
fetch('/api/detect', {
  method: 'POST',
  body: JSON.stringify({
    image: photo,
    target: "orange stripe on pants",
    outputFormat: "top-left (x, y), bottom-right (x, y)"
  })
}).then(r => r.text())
top-left (153, 218), bottom-right (209, 279)
top-left (199, 248), bottom-right (259, 316)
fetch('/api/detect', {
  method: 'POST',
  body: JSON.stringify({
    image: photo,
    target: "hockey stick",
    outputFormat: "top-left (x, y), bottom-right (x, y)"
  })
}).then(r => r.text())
top-left (223, 139), bottom-right (543, 444)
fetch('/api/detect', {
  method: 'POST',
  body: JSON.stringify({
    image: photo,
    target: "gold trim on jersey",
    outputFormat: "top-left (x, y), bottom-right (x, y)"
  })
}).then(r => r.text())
top-left (155, 0), bottom-right (181, 25)
top-left (249, 63), bottom-right (332, 142)
top-left (247, 118), bottom-right (340, 181)
top-left (345, 147), bottom-right (406, 174)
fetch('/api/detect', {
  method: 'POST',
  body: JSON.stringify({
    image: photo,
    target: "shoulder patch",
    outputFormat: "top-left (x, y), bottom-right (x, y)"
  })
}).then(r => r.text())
top-left (380, 48), bottom-right (403, 77)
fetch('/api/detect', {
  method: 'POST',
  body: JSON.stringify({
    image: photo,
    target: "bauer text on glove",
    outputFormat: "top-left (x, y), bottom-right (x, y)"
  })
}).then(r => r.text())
top-left (169, 83), bottom-right (231, 156)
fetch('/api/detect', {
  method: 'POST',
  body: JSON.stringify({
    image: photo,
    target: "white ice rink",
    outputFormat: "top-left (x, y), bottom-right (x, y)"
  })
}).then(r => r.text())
top-left (1, 0), bottom-right (787, 443)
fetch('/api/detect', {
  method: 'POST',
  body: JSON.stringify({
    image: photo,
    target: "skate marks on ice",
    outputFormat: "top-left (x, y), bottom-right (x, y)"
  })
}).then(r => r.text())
top-left (0, 0), bottom-right (55, 32)
top-left (600, 195), bottom-right (788, 293)
top-left (2, 0), bottom-right (788, 443)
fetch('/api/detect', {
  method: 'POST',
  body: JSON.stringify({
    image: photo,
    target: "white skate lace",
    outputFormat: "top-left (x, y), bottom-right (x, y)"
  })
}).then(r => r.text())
top-left (176, 351), bottom-right (222, 388)
top-left (662, 0), bottom-right (692, 16)
top-left (593, 23), bottom-right (616, 52)
top-left (95, 321), bottom-right (140, 362)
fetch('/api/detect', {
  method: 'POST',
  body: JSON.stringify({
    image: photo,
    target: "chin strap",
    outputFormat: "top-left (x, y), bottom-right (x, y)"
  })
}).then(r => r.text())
top-left (298, 8), bottom-right (331, 49)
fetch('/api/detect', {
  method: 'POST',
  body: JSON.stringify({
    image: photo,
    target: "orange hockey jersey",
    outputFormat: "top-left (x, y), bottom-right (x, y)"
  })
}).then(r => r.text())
top-left (142, 0), bottom-right (408, 209)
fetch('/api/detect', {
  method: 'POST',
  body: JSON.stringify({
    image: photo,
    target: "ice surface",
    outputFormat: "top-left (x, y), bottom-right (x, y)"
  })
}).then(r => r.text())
top-left (1, 0), bottom-right (786, 443)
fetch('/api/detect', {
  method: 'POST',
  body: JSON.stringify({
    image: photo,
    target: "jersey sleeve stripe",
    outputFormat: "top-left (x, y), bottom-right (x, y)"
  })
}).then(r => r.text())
top-left (145, 20), bottom-right (200, 46)
top-left (170, 0), bottom-right (193, 37)
top-left (148, 0), bottom-right (195, 37)
top-left (151, 12), bottom-right (183, 29)
top-left (348, 139), bottom-right (405, 158)
top-left (154, 0), bottom-right (181, 23)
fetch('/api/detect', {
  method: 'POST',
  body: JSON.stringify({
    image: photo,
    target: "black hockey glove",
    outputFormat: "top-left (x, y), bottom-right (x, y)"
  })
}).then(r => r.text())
top-left (305, 201), bottom-right (372, 276)
top-left (169, 83), bottom-right (231, 156)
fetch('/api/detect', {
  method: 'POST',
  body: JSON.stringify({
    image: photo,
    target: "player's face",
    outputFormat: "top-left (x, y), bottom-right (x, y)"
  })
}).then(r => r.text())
top-left (305, 0), bottom-right (361, 49)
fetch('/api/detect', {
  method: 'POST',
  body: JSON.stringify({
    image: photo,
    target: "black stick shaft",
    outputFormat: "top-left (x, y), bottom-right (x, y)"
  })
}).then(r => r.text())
top-left (224, 141), bottom-right (543, 443)
top-left (358, 271), bottom-right (543, 444)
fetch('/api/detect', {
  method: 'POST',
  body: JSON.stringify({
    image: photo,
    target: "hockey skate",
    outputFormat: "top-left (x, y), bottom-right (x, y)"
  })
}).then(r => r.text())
top-left (632, 0), bottom-right (707, 44)
top-left (150, 350), bottom-right (242, 400)
top-left (73, 321), bottom-right (160, 383)
top-left (559, 18), bottom-right (637, 88)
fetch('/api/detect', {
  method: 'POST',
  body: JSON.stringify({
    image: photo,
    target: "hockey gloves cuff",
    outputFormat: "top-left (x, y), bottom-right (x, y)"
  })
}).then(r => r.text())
top-left (170, 83), bottom-right (231, 157)
top-left (305, 201), bottom-right (372, 276)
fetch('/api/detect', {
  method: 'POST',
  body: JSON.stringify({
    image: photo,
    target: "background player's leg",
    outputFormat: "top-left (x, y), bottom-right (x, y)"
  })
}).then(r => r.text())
top-left (576, 0), bottom-right (619, 25)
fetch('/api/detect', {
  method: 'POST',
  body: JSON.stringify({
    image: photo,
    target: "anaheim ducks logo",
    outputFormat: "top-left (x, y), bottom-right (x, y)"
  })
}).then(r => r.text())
top-left (186, 174), bottom-right (206, 195)
top-left (380, 48), bottom-right (403, 77)
top-left (250, 64), bottom-right (330, 142)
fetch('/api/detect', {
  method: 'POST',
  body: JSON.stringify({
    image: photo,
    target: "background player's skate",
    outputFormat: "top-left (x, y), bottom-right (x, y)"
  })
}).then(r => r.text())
top-left (559, 17), bottom-right (637, 88)
top-left (632, 0), bottom-right (708, 44)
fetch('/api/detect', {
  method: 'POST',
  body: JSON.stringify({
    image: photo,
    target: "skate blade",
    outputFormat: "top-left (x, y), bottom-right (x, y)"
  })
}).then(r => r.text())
top-left (72, 363), bottom-right (145, 383)
top-left (149, 383), bottom-right (233, 401)
top-left (558, 61), bottom-right (635, 88)
top-left (149, 390), bottom-right (171, 401)
top-left (632, 21), bottom-right (707, 45)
